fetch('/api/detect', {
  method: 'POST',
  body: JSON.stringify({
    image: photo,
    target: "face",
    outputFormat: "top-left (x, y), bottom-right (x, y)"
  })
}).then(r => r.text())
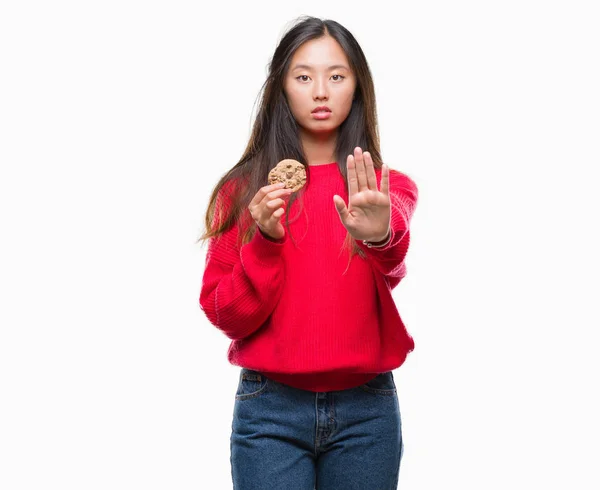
top-left (283, 36), bottom-right (357, 136)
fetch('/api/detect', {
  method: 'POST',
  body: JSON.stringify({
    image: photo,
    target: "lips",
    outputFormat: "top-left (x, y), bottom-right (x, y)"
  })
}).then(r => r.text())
top-left (312, 106), bottom-right (331, 113)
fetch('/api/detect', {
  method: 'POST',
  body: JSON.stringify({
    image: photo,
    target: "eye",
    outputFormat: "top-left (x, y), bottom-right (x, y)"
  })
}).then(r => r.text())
top-left (295, 74), bottom-right (346, 82)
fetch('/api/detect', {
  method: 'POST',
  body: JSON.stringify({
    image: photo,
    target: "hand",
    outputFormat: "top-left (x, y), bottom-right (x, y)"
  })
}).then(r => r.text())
top-left (248, 183), bottom-right (293, 241)
top-left (333, 147), bottom-right (391, 242)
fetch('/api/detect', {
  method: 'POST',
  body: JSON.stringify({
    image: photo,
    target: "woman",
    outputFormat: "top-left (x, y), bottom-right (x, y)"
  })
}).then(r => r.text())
top-left (198, 15), bottom-right (418, 489)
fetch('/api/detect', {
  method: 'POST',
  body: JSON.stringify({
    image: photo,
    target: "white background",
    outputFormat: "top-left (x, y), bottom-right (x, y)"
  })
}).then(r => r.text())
top-left (1, 1), bottom-right (599, 488)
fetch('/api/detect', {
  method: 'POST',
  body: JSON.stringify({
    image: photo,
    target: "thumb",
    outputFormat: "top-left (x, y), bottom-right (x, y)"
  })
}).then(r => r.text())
top-left (333, 195), bottom-right (349, 223)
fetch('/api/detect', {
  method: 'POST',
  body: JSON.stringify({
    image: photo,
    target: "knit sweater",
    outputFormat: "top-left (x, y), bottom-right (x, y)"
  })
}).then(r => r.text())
top-left (199, 162), bottom-right (418, 392)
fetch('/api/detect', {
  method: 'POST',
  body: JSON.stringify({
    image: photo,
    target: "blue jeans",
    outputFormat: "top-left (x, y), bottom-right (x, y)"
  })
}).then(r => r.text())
top-left (230, 368), bottom-right (403, 489)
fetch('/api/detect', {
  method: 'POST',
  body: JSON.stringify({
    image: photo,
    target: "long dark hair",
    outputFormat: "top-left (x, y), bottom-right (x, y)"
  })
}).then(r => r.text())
top-left (197, 15), bottom-right (385, 263)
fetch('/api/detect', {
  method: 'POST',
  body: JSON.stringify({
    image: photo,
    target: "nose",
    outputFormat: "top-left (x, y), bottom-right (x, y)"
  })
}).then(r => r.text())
top-left (313, 76), bottom-right (329, 101)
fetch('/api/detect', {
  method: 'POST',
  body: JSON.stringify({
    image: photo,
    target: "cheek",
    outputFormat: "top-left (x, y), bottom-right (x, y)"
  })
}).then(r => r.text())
top-left (339, 90), bottom-right (354, 110)
top-left (285, 89), bottom-right (304, 112)
top-left (343, 86), bottom-right (356, 103)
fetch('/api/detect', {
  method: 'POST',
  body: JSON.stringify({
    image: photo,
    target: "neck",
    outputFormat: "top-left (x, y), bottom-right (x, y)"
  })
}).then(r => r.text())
top-left (300, 128), bottom-right (337, 166)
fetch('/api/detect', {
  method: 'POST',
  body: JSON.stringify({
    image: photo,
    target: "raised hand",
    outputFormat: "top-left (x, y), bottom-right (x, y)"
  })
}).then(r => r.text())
top-left (333, 147), bottom-right (391, 242)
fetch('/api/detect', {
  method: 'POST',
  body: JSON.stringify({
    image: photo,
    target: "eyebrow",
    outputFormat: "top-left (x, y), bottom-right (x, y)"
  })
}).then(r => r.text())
top-left (291, 64), bottom-right (350, 71)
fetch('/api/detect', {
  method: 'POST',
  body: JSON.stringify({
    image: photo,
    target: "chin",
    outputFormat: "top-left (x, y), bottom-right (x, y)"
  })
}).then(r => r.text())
top-left (309, 124), bottom-right (337, 133)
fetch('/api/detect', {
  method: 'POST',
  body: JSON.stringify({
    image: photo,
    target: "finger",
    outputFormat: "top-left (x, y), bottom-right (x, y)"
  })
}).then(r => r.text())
top-left (364, 151), bottom-right (377, 190)
top-left (333, 195), bottom-right (350, 224)
top-left (250, 189), bottom-right (289, 221)
top-left (259, 188), bottom-right (293, 207)
top-left (380, 163), bottom-right (390, 197)
top-left (270, 207), bottom-right (285, 221)
top-left (363, 151), bottom-right (377, 191)
top-left (269, 188), bottom-right (294, 199)
top-left (260, 197), bottom-right (287, 223)
top-left (250, 183), bottom-right (286, 206)
top-left (265, 198), bottom-right (285, 210)
top-left (347, 154), bottom-right (359, 197)
top-left (354, 146), bottom-right (367, 191)
top-left (259, 204), bottom-right (285, 229)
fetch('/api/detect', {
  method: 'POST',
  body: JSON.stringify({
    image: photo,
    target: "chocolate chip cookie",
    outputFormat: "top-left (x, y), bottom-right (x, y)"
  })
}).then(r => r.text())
top-left (268, 159), bottom-right (307, 192)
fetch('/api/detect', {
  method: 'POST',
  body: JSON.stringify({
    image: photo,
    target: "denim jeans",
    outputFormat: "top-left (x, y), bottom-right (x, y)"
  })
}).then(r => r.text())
top-left (230, 368), bottom-right (403, 489)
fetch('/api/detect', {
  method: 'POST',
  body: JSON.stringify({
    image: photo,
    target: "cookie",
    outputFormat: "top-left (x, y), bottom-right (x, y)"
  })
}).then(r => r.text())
top-left (268, 159), bottom-right (307, 192)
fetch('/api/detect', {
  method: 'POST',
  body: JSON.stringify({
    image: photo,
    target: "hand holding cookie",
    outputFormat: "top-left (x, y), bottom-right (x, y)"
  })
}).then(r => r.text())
top-left (248, 183), bottom-right (293, 241)
top-left (251, 159), bottom-right (306, 241)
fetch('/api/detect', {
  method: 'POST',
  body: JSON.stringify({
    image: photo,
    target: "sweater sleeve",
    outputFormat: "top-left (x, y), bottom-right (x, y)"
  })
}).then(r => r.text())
top-left (199, 186), bottom-right (287, 340)
top-left (355, 170), bottom-right (418, 289)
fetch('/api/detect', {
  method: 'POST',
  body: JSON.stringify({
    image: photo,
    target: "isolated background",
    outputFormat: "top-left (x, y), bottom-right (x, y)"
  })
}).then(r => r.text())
top-left (1, 1), bottom-right (599, 488)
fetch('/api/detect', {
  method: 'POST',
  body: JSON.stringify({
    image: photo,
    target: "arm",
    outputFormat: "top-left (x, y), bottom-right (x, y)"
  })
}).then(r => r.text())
top-left (199, 185), bottom-right (287, 340)
top-left (356, 170), bottom-right (418, 288)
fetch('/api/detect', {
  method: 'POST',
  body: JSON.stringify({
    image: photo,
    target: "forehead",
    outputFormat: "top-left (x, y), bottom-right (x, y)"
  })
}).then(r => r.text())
top-left (290, 36), bottom-right (350, 69)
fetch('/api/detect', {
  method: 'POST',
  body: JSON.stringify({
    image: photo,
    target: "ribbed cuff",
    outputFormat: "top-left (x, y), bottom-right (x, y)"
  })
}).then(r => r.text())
top-left (244, 228), bottom-right (287, 266)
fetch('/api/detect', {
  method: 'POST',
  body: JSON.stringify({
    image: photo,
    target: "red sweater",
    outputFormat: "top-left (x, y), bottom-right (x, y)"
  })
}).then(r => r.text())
top-left (199, 162), bottom-right (418, 392)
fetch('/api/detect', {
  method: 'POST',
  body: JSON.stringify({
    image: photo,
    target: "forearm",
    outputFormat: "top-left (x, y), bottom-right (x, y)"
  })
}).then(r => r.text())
top-left (356, 173), bottom-right (417, 285)
top-left (200, 228), bottom-right (287, 340)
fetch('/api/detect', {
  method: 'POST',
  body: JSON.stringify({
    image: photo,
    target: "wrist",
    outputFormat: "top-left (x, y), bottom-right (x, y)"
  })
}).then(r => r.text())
top-left (259, 227), bottom-right (284, 243)
top-left (362, 228), bottom-right (391, 248)
top-left (370, 230), bottom-right (390, 243)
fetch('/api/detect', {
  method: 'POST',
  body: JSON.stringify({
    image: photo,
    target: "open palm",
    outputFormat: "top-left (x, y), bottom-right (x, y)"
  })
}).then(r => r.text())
top-left (333, 147), bottom-right (391, 242)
